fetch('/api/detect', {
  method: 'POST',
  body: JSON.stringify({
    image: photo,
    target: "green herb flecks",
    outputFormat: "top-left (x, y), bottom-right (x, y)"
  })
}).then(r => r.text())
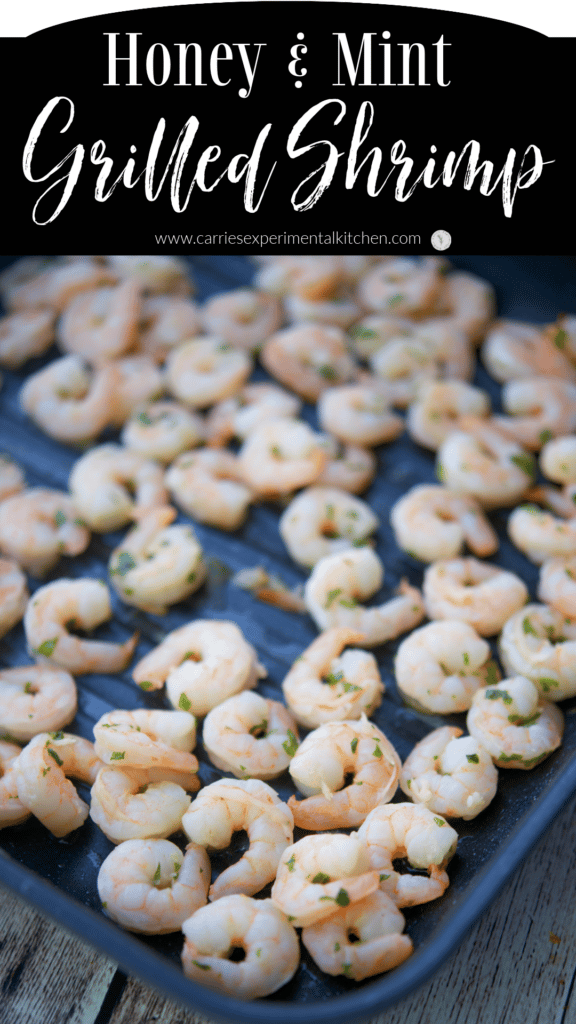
top-left (522, 616), bottom-right (538, 636)
top-left (510, 453), bottom-right (536, 478)
top-left (34, 638), bottom-right (58, 657)
top-left (282, 729), bottom-right (298, 757)
top-left (110, 551), bottom-right (137, 577)
top-left (485, 688), bottom-right (512, 704)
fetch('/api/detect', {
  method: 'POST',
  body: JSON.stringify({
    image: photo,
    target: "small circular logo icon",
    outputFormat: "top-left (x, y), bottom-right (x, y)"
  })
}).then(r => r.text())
top-left (431, 230), bottom-right (451, 251)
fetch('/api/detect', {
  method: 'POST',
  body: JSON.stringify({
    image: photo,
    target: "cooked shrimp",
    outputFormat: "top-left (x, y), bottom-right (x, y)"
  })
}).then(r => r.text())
top-left (390, 485), bottom-right (498, 562)
top-left (0, 308), bottom-right (55, 369)
top-left (411, 319), bottom-right (475, 381)
top-left (0, 558), bottom-right (29, 639)
top-left (166, 449), bottom-right (255, 531)
top-left (108, 507), bottom-right (206, 614)
top-left (181, 894), bottom-right (300, 999)
top-left (368, 327), bottom-right (472, 404)
top-left (166, 337), bottom-right (252, 408)
top-left (19, 354), bottom-right (119, 445)
top-left (0, 489), bottom-right (90, 577)
top-left (288, 717), bottom-right (401, 830)
top-left (260, 325), bottom-right (357, 402)
top-left (466, 676), bottom-right (564, 769)
top-left (284, 291), bottom-right (361, 330)
top-left (202, 691), bottom-right (299, 780)
top-left (108, 355), bottom-right (166, 426)
top-left (205, 383), bottom-right (301, 447)
top-left (301, 890), bottom-right (413, 981)
top-left (98, 838), bottom-right (210, 933)
top-left (255, 255), bottom-right (345, 301)
top-left (538, 556), bottom-right (576, 619)
top-left (57, 280), bottom-right (141, 364)
top-left (107, 255), bottom-right (193, 295)
top-left (394, 619), bottom-right (498, 714)
top-left (481, 320), bottom-right (576, 383)
top-left (132, 619), bottom-right (266, 717)
top-left (525, 482), bottom-right (576, 521)
top-left (69, 443), bottom-right (167, 533)
top-left (89, 767), bottom-right (191, 843)
top-left (304, 547), bottom-right (425, 646)
top-left (0, 741), bottom-right (31, 829)
top-left (93, 709), bottom-right (199, 779)
top-left (0, 666), bottom-right (77, 742)
top-left (137, 294), bottom-right (202, 363)
top-left (423, 557), bottom-right (528, 637)
top-left (281, 627), bottom-right (384, 728)
top-left (539, 435), bottom-right (576, 486)
top-left (399, 726), bottom-right (498, 819)
top-left (237, 417), bottom-right (326, 497)
top-left (348, 314), bottom-right (415, 360)
top-left (315, 435), bottom-right (377, 494)
top-left (182, 779), bottom-right (294, 900)
top-left (121, 402), bottom-right (205, 464)
top-left (407, 380), bottom-right (491, 451)
top-left (2, 258), bottom-right (115, 313)
top-left (358, 257), bottom-right (443, 317)
top-left (24, 578), bottom-right (137, 675)
top-left (271, 832), bottom-right (379, 929)
top-left (498, 604), bottom-right (576, 701)
top-left (436, 418), bottom-right (534, 508)
top-left (279, 486), bottom-right (379, 568)
top-left (0, 256), bottom-right (52, 309)
top-left (14, 731), bottom-right (102, 837)
top-left (507, 505), bottom-right (576, 564)
top-left (0, 455), bottom-right (25, 503)
top-left (437, 270), bottom-right (495, 343)
top-left (492, 377), bottom-right (576, 450)
top-left (201, 288), bottom-right (281, 353)
top-left (317, 383), bottom-right (404, 447)
top-left (367, 336), bottom-right (432, 406)
top-left (357, 803), bottom-right (458, 907)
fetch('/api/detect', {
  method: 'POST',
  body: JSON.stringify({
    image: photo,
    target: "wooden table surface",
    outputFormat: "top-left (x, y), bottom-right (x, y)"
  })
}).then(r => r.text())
top-left (1, 794), bottom-right (575, 1024)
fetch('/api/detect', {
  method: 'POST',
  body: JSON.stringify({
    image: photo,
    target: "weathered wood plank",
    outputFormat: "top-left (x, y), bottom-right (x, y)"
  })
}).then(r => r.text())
top-left (0, 887), bottom-right (117, 1024)
top-left (1, 794), bottom-right (575, 1024)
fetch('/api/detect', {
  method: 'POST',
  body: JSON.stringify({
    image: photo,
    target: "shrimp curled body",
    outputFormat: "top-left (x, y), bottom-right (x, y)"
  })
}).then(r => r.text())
top-left (97, 838), bottom-right (210, 933)
top-left (271, 832), bottom-right (380, 929)
top-left (24, 578), bottom-right (137, 675)
top-left (181, 895), bottom-right (300, 999)
top-left (498, 604), bottom-right (576, 701)
top-left (288, 717), bottom-right (401, 829)
top-left (394, 619), bottom-right (498, 714)
top-left (282, 627), bottom-right (385, 728)
top-left (0, 665), bottom-right (77, 742)
top-left (399, 726), bottom-right (498, 819)
top-left (301, 890), bottom-right (413, 981)
top-left (132, 620), bottom-right (266, 717)
top-left (390, 485), bottom-right (498, 562)
top-left (357, 803), bottom-right (458, 908)
top-left (423, 557), bottom-right (528, 637)
top-left (14, 732), bottom-right (102, 837)
top-left (202, 691), bottom-right (299, 780)
top-left (304, 547), bottom-right (425, 646)
top-left (182, 779), bottom-right (294, 901)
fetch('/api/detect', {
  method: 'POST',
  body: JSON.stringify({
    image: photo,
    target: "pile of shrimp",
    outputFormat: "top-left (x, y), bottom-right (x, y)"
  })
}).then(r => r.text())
top-left (0, 253), bottom-right (574, 1001)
